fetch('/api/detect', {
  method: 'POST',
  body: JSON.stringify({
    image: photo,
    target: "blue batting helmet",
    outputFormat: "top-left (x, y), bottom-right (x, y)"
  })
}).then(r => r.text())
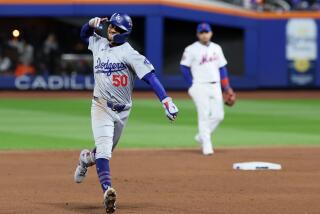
top-left (108, 13), bottom-right (133, 43)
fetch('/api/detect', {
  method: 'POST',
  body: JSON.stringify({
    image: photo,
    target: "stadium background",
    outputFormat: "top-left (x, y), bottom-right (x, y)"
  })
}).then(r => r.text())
top-left (1, 0), bottom-right (319, 89)
top-left (0, 0), bottom-right (320, 213)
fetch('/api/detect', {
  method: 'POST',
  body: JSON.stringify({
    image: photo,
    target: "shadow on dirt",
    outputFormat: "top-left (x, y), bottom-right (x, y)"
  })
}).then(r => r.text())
top-left (45, 202), bottom-right (102, 214)
top-left (45, 202), bottom-right (154, 213)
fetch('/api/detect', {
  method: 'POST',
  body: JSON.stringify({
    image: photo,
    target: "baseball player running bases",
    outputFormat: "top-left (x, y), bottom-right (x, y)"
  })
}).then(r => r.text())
top-left (180, 23), bottom-right (236, 155)
top-left (73, 13), bottom-right (179, 213)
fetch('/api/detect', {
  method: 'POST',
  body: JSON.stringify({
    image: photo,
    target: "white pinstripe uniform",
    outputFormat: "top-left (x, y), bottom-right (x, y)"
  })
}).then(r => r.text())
top-left (181, 41), bottom-right (227, 154)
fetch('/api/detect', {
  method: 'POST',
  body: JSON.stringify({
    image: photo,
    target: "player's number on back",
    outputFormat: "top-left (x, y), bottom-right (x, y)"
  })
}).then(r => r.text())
top-left (112, 75), bottom-right (128, 87)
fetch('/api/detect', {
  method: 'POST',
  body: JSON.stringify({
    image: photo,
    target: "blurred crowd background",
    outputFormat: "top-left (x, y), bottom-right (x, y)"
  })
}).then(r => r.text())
top-left (0, 18), bottom-right (92, 77)
top-left (0, 17), bottom-right (242, 78)
top-left (227, 0), bottom-right (320, 11)
top-left (0, 0), bottom-right (319, 79)
top-left (0, 18), bottom-right (146, 78)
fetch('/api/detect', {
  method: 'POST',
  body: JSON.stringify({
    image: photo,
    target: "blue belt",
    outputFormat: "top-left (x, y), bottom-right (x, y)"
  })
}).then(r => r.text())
top-left (93, 96), bottom-right (127, 113)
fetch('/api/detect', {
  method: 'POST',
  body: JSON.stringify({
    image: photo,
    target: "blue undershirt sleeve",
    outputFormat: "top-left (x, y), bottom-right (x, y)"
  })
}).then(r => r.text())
top-left (80, 23), bottom-right (94, 44)
top-left (219, 66), bottom-right (229, 79)
top-left (219, 66), bottom-right (231, 90)
top-left (142, 71), bottom-right (168, 102)
top-left (180, 65), bottom-right (192, 88)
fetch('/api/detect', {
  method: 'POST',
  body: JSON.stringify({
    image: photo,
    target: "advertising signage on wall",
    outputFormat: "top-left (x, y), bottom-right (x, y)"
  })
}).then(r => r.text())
top-left (286, 19), bottom-right (318, 87)
top-left (13, 75), bottom-right (94, 90)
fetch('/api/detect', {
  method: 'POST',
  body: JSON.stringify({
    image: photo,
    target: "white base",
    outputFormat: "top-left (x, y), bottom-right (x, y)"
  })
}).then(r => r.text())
top-left (233, 162), bottom-right (282, 170)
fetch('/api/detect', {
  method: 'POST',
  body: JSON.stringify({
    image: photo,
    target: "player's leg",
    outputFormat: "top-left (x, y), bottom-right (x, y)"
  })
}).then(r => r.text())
top-left (91, 100), bottom-right (118, 213)
top-left (74, 100), bottom-right (114, 184)
top-left (75, 109), bottom-right (130, 181)
top-left (96, 110), bottom-right (131, 213)
top-left (74, 148), bottom-right (96, 183)
top-left (111, 109), bottom-right (131, 150)
top-left (101, 109), bottom-right (130, 214)
top-left (208, 83), bottom-right (225, 142)
top-left (188, 84), bottom-right (213, 155)
top-left (73, 99), bottom-right (99, 183)
top-left (91, 102), bottom-right (115, 192)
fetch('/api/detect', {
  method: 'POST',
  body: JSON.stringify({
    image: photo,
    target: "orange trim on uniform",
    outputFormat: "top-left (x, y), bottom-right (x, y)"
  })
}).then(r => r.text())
top-left (0, 0), bottom-right (319, 19)
top-left (221, 78), bottom-right (230, 88)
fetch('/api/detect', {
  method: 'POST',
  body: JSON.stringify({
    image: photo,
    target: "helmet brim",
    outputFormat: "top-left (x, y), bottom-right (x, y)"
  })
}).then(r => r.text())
top-left (107, 20), bottom-right (130, 32)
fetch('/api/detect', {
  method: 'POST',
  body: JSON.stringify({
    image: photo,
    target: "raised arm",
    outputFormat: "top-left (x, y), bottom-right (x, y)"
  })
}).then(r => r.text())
top-left (80, 17), bottom-right (106, 43)
top-left (80, 23), bottom-right (94, 44)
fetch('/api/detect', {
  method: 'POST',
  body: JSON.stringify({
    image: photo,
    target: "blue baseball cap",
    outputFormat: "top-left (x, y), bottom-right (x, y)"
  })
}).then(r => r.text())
top-left (197, 22), bottom-right (212, 33)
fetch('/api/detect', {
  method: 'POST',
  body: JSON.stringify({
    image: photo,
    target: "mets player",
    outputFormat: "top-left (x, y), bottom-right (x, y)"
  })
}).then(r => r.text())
top-left (73, 13), bottom-right (179, 213)
top-left (180, 23), bottom-right (236, 156)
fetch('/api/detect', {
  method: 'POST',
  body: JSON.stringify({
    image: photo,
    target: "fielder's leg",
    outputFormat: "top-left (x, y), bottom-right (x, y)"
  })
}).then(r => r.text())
top-left (188, 84), bottom-right (213, 155)
top-left (207, 83), bottom-right (224, 139)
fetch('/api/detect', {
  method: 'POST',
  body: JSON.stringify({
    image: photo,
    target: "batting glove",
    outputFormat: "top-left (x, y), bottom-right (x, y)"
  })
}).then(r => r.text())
top-left (162, 97), bottom-right (179, 121)
top-left (88, 17), bottom-right (107, 28)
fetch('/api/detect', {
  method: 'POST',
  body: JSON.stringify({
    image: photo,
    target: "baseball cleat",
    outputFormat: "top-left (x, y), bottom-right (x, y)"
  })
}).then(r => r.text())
top-left (74, 164), bottom-right (88, 183)
top-left (74, 149), bottom-right (95, 183)
top-left (104, 187), bottom-right (117, 214)
top-left (203, 150), bottom-right (214, 156)
top-left (202, 142), bottom-right (214, 156)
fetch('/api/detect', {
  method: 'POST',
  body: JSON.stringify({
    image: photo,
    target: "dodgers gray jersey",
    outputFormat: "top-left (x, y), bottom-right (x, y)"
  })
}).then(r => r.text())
top-left (88, 33), bottom-right (154, 106)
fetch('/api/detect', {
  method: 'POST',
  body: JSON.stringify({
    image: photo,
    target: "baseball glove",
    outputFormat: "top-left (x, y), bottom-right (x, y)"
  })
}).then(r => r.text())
top-left (223, 88), bottom-right (236, 107)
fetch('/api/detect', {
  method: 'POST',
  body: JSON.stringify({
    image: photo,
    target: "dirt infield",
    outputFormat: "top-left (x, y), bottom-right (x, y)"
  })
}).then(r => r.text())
top-left (1, 148), bottom-right (320, 214)
top-left (0, 90), bottom-right (320, 99)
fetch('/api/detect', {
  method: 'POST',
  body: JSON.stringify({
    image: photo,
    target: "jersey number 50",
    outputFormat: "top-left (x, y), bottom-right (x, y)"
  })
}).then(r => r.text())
top-left (112, 75), bottom-right (128, 87)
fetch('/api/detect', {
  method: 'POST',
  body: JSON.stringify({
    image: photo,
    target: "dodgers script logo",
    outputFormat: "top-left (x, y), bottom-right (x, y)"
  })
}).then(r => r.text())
top-left (94, 58), bottom-right (126, 76)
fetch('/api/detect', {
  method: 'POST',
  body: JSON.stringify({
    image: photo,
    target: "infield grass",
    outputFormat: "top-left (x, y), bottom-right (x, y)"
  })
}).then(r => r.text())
top-left (0, 98), bottom-right (319, 150)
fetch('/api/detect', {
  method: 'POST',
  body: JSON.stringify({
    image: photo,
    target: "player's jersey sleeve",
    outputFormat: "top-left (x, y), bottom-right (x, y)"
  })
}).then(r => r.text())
top-left (88, 33), bottom-right (102, 51)
top-left (180, 47), bottom-right (193, 67)
top-left (126, 50), bottom-right (154, 79)
top-left (217, 45), bottom-right (227, 68)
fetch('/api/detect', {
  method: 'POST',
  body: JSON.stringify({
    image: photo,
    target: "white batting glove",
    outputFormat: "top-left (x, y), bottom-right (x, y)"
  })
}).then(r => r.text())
top-left (162, 97), bottom-right (179, 121)
top-left (88, 17), bottom-right (102, 28)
